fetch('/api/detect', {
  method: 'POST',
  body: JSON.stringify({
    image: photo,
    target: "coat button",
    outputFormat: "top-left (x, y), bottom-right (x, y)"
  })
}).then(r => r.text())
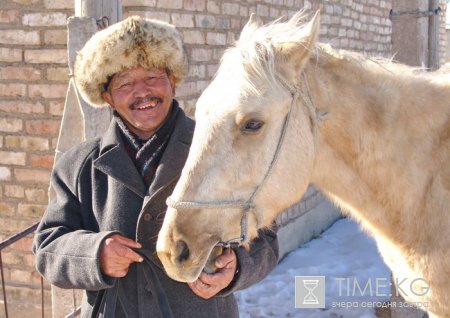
top-left (143, 213), bottom-right (153, 222)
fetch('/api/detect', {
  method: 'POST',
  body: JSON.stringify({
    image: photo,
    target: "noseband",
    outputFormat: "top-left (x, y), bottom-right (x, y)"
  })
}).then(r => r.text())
top-left (166, 72), bottom-right (326, 248)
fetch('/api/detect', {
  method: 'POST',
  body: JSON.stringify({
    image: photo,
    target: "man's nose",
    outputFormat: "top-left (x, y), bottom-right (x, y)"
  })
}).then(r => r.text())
top-left (133, 80), bottom-right (152, 98)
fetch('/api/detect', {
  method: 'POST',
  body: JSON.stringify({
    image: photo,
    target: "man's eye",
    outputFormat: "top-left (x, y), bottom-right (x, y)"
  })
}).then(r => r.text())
top-left (118, 82), bottom-right (131, 88)
top-left (241, 119), bottom-right (264, 133)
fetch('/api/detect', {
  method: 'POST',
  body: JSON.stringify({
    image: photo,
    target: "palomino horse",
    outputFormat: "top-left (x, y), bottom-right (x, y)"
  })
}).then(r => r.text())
top-left (157, 11), bottom-right (450, 317)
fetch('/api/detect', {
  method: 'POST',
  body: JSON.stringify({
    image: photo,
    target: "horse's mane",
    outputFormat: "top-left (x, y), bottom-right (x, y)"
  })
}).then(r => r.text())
top-left (219, 11), bottom-right (312, 94)
top-left (218, 10), bottom-right (449, 97)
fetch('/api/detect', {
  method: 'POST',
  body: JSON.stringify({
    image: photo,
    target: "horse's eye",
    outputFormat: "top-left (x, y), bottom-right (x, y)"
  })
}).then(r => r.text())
top-left (241, 119), bottom-right (264, 133)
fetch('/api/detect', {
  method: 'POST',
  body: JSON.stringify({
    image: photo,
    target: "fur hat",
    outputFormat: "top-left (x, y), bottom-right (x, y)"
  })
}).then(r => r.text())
top-left (74, 16), bottom-right (188, 107)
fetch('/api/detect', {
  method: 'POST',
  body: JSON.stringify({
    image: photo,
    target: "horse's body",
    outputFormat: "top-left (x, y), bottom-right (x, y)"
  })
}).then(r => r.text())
top-left (157, 11), bottom-right (450, 317)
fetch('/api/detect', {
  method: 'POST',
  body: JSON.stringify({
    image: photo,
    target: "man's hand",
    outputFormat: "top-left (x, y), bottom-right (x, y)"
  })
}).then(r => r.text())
top-left (100, 234), bottom-right (143, 278)
top-left (188, 248), bottom-right (237, 299)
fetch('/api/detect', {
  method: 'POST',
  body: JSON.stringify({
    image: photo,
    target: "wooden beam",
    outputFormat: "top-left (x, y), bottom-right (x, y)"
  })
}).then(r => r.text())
top-left (428, 0), bottom-right (440, 70)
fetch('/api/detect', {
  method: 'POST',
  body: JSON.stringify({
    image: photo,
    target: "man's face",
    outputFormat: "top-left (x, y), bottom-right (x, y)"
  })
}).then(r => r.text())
top-left (102, 66), bottom-right (176, 139)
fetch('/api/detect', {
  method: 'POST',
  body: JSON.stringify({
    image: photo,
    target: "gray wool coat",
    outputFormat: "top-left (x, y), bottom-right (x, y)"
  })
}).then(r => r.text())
top-left (33, 107), bottom-right (279, 318)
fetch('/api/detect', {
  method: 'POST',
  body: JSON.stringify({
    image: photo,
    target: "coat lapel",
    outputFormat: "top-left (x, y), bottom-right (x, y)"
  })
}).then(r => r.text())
top-left (94, 121), bottom-right (147, 198)
top-left (93, 109), bottom-right (194, 202)
top-left (145, 111), bottom-right (194, 203)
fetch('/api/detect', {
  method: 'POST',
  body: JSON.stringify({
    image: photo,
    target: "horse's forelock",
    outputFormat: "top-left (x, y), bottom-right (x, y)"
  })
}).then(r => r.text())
top-left (228, 10), bottom-right (312, 95)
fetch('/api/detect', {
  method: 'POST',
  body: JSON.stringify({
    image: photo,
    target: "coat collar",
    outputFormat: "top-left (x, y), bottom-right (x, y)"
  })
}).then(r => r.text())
top-left (147, 111), bottom-right (194, 198)
top-left (93, 105), bottom-right (194, 199)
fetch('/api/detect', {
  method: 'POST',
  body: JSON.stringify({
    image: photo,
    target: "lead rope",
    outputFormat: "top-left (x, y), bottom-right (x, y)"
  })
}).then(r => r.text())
top-left (166, 71), bottom-right (326, 247)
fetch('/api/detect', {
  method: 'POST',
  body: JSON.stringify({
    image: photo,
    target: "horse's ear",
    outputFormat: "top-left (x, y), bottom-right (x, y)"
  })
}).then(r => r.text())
top-left (242, 13), bottom-right (263, 35)
top-left (275, 10), bottom-right (320, 70)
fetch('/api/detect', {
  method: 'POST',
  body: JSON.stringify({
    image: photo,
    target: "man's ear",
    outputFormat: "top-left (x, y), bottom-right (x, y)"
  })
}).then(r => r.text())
top-left (101, 90), bottom-right (115, 109)
top-left (169, 73), bottom-right (176, 95)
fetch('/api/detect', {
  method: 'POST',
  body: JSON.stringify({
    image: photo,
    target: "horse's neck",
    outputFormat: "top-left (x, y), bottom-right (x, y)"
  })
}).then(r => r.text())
top-left (307, 52), bottom-right (448, 242)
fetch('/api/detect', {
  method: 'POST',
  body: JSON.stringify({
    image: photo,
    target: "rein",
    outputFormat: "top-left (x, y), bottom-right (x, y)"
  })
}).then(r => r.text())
top-left (166, 71), bottom-right (324, 248)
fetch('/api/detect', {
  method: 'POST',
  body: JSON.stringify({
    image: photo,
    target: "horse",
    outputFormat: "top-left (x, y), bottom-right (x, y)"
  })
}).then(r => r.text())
top-left (156, 10), bottom-right (450, 317)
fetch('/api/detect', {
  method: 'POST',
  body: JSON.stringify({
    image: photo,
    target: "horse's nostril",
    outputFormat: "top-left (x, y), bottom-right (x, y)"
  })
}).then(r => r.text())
top-left (176, 240), bottom-right (190, 263)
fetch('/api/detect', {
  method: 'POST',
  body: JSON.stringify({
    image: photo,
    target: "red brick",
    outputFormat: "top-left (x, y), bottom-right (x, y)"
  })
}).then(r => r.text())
top-left (184, 0), bottom-right (206, 11)
top-left (190, 48), bottom-right (212, 61)
top-left (206, 1), bottom-right (220, 14)
top-left (122, 0), bottom-right (156, 5)
top-left (12, 0), bottom-right (40, 4)
top-left (0, 218), bottom-right (33, 234)
top-left (0, 101), bottom-right (45, 114)
top-left (5, 135), bottom-right (49, 151)
top-left (176, 81), bottom-right (197, 97)
top-left (171, 13), bottom-right (195, 28)
top-left (46, 67), bottom-right (68, 81)
top-left (31, 155), bottom-right (54, 168)
top-left (0, 83), bottom-right (27, 97)
top-left (222, 2), bottom-right (240, 15)
top-left (49, 100), bottom-right (64, 116)
top-left (0, 67), bottom-right (41, 81)
top-left (157, 0), bottom-right (182, 9)
top-left (10, 269), bottom-right (33, 285)
top-left (23, 254), bottom-right (36, 268)
top-left (0, 202), bottom-right (16, 216)
top-left (206, 32), bottom-right (226, 45)
top-left (4, 185), bottom-right (24, 198)
top-left (0, 30), bottom-right (40, 45)
top-left (125, 11), bottom-right (171, 23)
top-left (0, 151), bottom-right (26, 165)
top-left (29, 84), bottom-right (67, 98)
top-left (18, 203), bottom-right (47, 218)
top-left (0, 48), bottom-right (22, 62)
top-left (24, 49), bottom-right (67, 64)
top-left (44, 29), bottom-right (67, 45)
top-left (0, 10), bottom-right (20, 23)
top-left (195, 14), bottom-right (216, 28)
top-left (12, 236), bottom-right (34, 251)
top-left (14, 168), bottom-right (51, 183)
top-left (0, 166), bottom-right (12, 181)
top-left (1, 251), bottom-right (23, 266)
top-left (25, 119), bottom-right (61, 135)
top-left (22, 12), bottom-right (67, 26)
top-left (0, 118), bottom-right (23, 132)
top-left (44, 0), bottom-right (72, 9)
top-left (182, 30), bottom-right (205, 44)
top-left (25, 188), bottom-right (47, 203)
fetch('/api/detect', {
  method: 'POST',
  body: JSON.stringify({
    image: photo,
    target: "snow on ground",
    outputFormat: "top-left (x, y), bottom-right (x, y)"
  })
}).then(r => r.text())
top-left (236, 218), bottom-right (391, 318)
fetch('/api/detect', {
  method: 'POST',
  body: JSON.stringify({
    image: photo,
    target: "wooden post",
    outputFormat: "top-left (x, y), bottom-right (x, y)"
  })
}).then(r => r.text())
top-left (49, 1), bottom-right (122, 317)
top-left (428, 0), bottom-right (440, 70)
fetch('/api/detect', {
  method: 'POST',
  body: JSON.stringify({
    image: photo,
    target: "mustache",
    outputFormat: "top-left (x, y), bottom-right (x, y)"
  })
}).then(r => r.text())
top-left (130, 96), bottom-right (162, 109)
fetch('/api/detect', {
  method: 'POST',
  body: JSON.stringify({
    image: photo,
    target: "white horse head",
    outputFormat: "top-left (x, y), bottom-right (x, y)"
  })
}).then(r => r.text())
top-left (157, 11), bottom-right (321, 282)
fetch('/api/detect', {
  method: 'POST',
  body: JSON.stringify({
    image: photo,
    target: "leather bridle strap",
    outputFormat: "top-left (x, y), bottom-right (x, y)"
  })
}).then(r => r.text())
top-left (166, 72), bottom-right (319, 248)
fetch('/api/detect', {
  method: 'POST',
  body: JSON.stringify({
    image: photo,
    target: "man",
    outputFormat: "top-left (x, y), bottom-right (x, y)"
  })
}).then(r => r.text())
top-left (33, 16), bottom-right (278, 317)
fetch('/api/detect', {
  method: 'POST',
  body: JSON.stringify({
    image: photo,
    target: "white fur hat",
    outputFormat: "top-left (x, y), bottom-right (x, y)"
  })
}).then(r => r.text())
top-left (74, 16), bottom-right (187, 107)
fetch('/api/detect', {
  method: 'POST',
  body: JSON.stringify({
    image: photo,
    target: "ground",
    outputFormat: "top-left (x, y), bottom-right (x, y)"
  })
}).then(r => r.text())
top-left (236, 218), bottom-right (391, 318)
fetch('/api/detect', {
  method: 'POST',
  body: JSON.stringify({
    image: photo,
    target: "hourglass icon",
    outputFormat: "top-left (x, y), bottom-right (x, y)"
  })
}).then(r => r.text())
top-left (302, 279), bottom-right (319, 305)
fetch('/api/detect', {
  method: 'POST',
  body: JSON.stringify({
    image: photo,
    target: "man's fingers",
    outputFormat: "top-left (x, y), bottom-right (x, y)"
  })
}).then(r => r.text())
top-left (112, 234), bottom-right (142, 249)
top-left (100, 234), bottom-right (144, 278)
top-left (113, 243), bottom-right (142, 262)
top-left (215, 248), bottom-right (235, 268)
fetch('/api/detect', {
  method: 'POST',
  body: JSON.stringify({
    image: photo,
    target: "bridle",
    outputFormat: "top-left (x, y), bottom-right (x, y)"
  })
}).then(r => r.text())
top-left (166, 71), bottom-right (327, 248)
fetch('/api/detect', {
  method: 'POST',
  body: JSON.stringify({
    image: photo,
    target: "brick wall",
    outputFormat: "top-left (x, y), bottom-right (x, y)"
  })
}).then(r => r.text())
top-left (0, 0), bottom-right (447, 316)
top-left (0, 0), bottom-right (73, 316)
